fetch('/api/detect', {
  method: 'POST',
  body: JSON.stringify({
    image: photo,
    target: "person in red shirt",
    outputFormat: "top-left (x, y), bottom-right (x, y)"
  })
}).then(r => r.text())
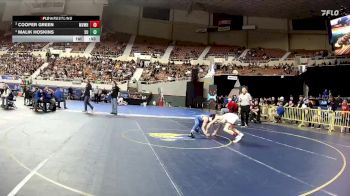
top-left (227, 99), bottom-right (239, 113)
top-left (341, 100), bottom-right (350, 133)
top-left (220, 97), bottom-right (238, 114)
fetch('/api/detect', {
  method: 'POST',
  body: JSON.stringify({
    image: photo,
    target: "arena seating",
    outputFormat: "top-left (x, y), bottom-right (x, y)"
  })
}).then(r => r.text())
top-left (38, 57), bottom-right (140, 83)
top-left (8, 43), bottom-right (47, 52)
top-left (132, 36), bottom-right (170, 57)
top-left (206, 45), bottom-right (244, 58)
top-left (171, 42), bottom-right (206, 60)
top-left (0, 33), bottom-right (13, 50)
top-left (215, 63), bottom-right (296, 76)
top-left (92, 32), bottom-right (130, 57)
top-left (51, 43), bottom-right (89, 52)
top-left (244, 48), bottom-right (286, 61)
top-left (0, 53), bottom-right (45, 78)
top-left (140, 62), bottom-right (208, 82)
top-left (289, 49), bottom-right (328, 58)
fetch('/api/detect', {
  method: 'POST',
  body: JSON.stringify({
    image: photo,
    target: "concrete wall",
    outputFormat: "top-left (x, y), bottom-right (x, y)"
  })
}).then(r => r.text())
top-left (289, 33), bottom-right (331, 50)
top-left (248, 31), bottom-right (289, 50)
top-left (209, 31), bottom-right (246, 47)
top-left (173, 10), bottom-right (209, 25)
top-left (247, 17), bottom-right (288, 31)
top-left (138, 19), bottom-right (172, 39)
top-left (102, 4), bottom-right (139, 34)
top-left (172, 22), bottom-right (208, 44)
top-left (65, 0), bottom-right (104, 18)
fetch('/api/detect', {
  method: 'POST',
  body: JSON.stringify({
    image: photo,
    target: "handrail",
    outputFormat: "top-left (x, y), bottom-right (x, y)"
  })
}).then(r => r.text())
top-left (260, 105), bottom-right (350, 132)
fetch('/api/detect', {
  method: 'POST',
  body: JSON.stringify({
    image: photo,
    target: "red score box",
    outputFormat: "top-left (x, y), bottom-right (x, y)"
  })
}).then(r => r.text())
top-left (90, 21), bottom-right (100, 28)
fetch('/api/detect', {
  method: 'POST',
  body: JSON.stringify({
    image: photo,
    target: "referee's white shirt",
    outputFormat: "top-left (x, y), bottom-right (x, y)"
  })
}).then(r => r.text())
top-left (239, 93), bottom-right (252, 106)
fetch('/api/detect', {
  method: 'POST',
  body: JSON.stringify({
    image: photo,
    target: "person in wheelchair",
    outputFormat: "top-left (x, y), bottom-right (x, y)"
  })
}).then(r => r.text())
top-left (42, 87), bottom-right (56, 112)
top-left (1, 84), bottom-right (15, 109)
top-left (54, 87), bottom-right (67, 109)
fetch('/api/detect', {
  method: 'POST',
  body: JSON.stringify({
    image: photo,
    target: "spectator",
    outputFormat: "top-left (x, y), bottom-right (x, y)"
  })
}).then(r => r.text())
top-left (328, 96), bottom-right (337, 111)
top-left (275, 102), bottom-right (285, 123)
top-left (250, 100), bottom-right (261, 123)
top-left (297, 95), bottom-right (304, 108)
top-left (341, 100), bottom-right (350, 133)
top-left (220, 97), bottom-right (238, 114)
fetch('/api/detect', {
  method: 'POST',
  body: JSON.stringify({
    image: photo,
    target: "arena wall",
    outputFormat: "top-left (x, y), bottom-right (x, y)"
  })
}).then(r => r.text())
top-left (65, 0), bottom-right (104, 18)
top-left (208, 31), bottom-right (247, 47)
top-left (138, 19), bottom-right (172, 39)
top-left (101, 5), bottom-right (332, 51)
top-left (173, 10), bottom-right (209, 25)
top-left (247, 17), bottom-right (288, 31)
top-left (289, 33), bottom-right (331, 50)
top-left (2, 1), bottom-right (31, 21)
top-left (247, 31), bottom-right (289, 50)
top-left (172, 22), bottom-right (208, 44)
top-left (102, 4), bottom-right (139, 34)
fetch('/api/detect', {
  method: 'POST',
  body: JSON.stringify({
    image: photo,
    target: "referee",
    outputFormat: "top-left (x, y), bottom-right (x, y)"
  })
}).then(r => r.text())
top-left (238, 86), bottom-right (252, 127)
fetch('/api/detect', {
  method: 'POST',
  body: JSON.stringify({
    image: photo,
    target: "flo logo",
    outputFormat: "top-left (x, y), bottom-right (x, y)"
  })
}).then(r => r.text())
top-left (321, 10), bottom-right (340, 16)
top-left (148, 133), bottom-right (194, 141)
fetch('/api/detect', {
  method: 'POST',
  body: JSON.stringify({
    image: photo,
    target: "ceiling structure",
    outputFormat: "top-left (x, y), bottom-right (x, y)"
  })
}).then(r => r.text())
top-left (111, 0), bottom-right (350, 18)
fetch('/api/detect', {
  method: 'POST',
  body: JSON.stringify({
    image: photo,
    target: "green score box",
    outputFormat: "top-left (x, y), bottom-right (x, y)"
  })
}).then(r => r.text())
top-left (90, 28), bottom-right (100, 35)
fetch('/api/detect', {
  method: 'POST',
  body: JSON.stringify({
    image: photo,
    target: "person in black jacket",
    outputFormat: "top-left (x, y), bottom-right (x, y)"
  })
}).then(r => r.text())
top-left (110, 81), bottom-right (120, 115)
top-left (83, 80), bottom-right (94, 112)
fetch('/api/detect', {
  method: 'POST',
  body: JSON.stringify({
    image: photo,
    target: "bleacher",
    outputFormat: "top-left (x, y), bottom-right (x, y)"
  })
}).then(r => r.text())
top-left (206, 45), bottom-right (244, 58)
top-left (171, 42), bottom-right (206, 60)
top-left (132, 36), bottom-right (170, 57)
top-left (92, 32), bottom-right (130, 57)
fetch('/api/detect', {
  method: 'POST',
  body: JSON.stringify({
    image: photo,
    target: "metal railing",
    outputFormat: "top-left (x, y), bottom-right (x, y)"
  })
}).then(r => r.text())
top-left (260, 105), bottom-right (350, 132)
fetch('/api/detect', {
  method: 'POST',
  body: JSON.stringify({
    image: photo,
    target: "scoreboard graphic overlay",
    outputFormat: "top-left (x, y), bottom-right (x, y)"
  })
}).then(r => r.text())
top-left (12, 16), bottom-right (101, 42)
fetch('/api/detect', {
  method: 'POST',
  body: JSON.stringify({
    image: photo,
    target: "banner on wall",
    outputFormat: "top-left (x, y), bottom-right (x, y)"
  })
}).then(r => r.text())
top-left (218, 20), bottom-right (231, 31)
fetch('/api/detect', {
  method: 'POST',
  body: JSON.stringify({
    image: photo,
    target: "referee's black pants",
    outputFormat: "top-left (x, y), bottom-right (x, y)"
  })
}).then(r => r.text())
top-left (240, 105), bottom-right (250, 126)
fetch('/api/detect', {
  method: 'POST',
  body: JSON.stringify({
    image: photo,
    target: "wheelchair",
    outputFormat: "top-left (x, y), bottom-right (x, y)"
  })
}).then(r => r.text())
top-left (2, 97), bottom-right (16, 110)
top-left (34, 99), bottom-right (56, 112)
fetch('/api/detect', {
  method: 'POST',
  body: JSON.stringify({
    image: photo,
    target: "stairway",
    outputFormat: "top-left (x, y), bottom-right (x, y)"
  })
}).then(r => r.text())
top-left (239, 49), bottom-right (250, 59)
top-left (84, 42), bottom-right (96, 54)
top-left (161, 45), bottom-right (175, 61)
top-left (280, 52), bottom-right (291, 60)
top-left (42, 42), bottom-right (52, 50)
top-left (130, 68), bottom-right (144, 82)
top-left (30, 62), bottom-right (49, 79)
top-left (123, 35), bottom-right (136, 57)
top-left (198, 46), bottom-right (211, 60)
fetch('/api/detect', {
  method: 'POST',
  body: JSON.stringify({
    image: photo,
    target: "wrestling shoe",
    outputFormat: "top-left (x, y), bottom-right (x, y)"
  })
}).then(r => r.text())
top-left (233, 133), bottom-right (244, 143)
top-left (189, 132), bottom-right (195, 138)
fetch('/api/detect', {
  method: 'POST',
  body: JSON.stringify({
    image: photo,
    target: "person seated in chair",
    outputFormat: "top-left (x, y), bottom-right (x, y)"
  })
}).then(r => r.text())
top-left (54, 87), bottom-right (67, 109)
top-left (250, 99), bottom-right (261, 123)
top-left (42, 87), bottom-right (56, 112)
top-left (33, 88), bottom-right (43, 112)
top-left (1, 84), bottom-right (12, 108)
